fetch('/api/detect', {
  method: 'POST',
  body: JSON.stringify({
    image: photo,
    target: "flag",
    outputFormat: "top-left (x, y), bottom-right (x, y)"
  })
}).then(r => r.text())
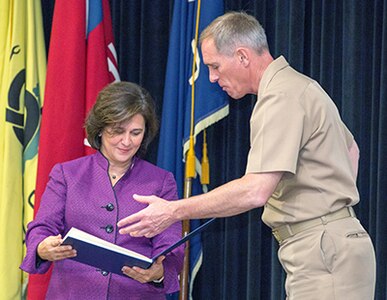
top-left (27, 0), bottom-right (119, 299)
top-left (157, 1), bottom-right (228, 299)
top-left (0, 0), bottom-right (46, 299)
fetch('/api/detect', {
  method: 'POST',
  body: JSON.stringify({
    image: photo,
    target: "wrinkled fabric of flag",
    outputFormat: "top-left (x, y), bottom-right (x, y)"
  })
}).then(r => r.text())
top-left (0, 1), bottom-right (46, 299)
top-left (157, 1), bottom-right (228, 299)
top-left (27, 0), bottom-right (119, 299)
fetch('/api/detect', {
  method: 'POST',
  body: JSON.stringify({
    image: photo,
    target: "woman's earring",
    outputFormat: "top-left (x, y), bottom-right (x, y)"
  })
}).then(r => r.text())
top-left (98, 133), bottom-right (102, 137)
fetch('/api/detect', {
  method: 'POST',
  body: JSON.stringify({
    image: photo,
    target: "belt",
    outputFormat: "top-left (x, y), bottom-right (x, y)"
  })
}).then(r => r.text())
top-left (272, 206), bottom-right (356, 244)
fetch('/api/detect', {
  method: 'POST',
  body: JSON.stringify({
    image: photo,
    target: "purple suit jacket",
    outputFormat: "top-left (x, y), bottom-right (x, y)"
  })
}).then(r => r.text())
top-left (21, 151), bottom-right (184, 299)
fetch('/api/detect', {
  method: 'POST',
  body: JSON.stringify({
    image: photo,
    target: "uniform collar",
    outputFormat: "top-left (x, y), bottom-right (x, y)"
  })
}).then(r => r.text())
top-left (258, 56), bottom-right (289, 101)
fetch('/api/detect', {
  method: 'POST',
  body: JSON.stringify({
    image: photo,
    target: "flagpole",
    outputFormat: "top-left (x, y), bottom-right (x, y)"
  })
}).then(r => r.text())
top-left (179, 178), bottom-right (192, 300)
top-left (179, 0), bottom-right (202, 297)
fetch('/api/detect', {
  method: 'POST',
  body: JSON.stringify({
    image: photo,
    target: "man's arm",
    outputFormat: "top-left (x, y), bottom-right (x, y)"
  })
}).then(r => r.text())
top-left (118, 171), bottom-right (283, 237)
top-left (348, 140), bottom-right (360, 179)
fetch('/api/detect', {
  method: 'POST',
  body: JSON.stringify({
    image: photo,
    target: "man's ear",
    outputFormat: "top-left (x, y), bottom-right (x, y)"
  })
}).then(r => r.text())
top-left (236, 48), bottom-right (250, 67)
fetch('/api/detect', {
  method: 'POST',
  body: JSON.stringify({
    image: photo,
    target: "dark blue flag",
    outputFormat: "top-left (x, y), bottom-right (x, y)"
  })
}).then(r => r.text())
top-left (157, 1), bottom-right (228, 299)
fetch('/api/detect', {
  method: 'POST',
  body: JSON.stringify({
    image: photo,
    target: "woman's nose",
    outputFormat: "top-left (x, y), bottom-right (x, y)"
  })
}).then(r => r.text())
top-left (121, 132), bottom-right (132, 145)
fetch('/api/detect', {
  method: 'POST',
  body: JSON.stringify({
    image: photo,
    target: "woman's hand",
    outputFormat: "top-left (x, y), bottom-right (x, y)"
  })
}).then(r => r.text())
top-left (121, 256), bottom-right (165, 284)
top-left (37, 234), bottom-right (77, 261)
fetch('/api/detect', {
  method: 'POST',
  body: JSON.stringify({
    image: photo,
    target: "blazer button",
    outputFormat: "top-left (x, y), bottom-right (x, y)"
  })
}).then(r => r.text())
top-left (105, 203), bottom-right (114, 211)
top-left (105, 224), bottom-right (114, 233)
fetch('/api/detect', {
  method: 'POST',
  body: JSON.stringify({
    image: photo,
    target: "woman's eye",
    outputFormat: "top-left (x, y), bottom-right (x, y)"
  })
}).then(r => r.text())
top-left (132, 131), bottom-right (143, 136)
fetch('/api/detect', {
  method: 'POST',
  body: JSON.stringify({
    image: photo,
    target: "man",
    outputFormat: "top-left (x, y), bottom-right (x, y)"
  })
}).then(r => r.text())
top-left (118, 12), bottom-right (376, 299)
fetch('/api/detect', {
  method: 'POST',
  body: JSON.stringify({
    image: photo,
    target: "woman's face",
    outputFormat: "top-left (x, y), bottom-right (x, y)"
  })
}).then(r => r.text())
top-left (100, 113), bottom-right (145, 167)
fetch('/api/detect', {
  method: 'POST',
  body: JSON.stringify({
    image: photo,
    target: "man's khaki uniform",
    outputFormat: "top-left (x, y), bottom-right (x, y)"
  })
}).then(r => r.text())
top-left (246, 56), bottom-right (376, 299)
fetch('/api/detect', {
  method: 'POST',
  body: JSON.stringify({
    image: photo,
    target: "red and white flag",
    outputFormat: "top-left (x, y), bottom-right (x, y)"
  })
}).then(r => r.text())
top-left (27, 1), bottom-right (119, 298)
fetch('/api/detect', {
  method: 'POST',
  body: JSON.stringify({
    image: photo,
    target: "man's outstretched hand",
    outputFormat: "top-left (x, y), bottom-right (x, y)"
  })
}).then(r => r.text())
top-left (117, 194), bottom-right (177, 238)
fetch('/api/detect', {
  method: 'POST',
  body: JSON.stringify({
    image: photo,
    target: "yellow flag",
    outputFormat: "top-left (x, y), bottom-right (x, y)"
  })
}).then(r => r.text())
top-left (0, 1), bottom-right (46, 299)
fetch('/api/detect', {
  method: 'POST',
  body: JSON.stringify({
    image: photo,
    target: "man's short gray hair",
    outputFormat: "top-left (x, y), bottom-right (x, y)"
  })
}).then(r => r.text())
top-left (199, 11), bottom-right (269, 56)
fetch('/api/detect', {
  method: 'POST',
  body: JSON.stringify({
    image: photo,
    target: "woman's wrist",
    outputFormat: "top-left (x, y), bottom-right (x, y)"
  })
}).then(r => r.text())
top-left (152, 275), bottom-right (164, 283)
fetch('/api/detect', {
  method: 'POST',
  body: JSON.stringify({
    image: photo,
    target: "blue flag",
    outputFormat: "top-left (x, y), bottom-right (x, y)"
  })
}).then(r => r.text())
top-left (157, 1), bottom-right (228, 299)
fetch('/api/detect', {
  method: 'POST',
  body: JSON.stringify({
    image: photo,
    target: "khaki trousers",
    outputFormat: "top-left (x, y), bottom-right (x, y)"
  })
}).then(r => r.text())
top-left (277, 217), bottom-right (376, 300)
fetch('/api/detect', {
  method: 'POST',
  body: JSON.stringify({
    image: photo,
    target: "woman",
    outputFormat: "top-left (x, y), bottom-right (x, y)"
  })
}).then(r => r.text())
top-left (20, 82), bottom-right (184, 299)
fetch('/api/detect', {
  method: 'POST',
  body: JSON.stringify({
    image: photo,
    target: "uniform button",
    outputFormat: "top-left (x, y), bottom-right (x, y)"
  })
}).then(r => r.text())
top-left (101, 270), bottom-right (109, 276)
top-left (105, 224), bottom-right (114, 233)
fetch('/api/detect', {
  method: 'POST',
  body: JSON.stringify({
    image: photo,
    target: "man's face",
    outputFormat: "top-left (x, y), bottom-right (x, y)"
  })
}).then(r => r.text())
top-left (201, 38), bottom-right (248, 99)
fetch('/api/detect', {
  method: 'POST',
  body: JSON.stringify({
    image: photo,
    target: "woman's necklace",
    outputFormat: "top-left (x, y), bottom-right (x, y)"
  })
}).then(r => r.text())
top-left (109, 160), bottom-right (134, 181)
top-left (109, 168), bottom-right (128, 180)
top-left (109, 172), bottom-right (124, 180)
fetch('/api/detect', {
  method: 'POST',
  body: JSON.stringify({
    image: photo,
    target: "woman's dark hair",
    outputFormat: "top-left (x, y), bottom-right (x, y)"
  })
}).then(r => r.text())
top-left (85, 81), bottom-right (158, 157)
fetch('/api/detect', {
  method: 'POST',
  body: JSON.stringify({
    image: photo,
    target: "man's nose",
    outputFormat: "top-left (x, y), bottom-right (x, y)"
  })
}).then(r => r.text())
top-left (209, 71), bottom-right (218, 83)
